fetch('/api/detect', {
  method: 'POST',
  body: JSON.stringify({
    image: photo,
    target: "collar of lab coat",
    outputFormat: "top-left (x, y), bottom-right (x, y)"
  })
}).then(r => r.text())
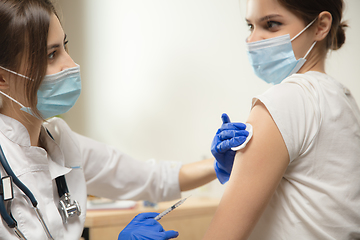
top-left (40, 126), bottom-right (72, 179)
top-left (0, 114), bottom-right (81, 179)
top-left (0, 113), bottom-right (32, 146)
top-left (42, 117), bottom-right (82, 170)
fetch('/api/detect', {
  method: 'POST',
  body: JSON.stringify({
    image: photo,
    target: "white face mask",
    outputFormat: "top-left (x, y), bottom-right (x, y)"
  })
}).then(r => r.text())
top-left (246, 18), bottom-right (317, 84)
top-left (0, 65), bottom-right (81, 119)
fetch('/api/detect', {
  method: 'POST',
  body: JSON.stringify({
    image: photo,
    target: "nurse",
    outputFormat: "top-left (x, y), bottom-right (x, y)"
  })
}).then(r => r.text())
top-left (208, 0), bottom-right (360, 239)
top-left (0, 0), bottom-right (247, 239)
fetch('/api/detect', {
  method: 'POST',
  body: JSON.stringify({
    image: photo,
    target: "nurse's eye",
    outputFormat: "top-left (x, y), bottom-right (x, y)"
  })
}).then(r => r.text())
top-left (266, 21), bottom-right (282, 31)
top-left (48, 51), bottom-right (56, 60)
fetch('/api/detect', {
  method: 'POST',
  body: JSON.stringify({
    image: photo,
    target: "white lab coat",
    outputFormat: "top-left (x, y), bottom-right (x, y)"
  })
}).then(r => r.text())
top-left (0, 114), bottom-right (182, 240)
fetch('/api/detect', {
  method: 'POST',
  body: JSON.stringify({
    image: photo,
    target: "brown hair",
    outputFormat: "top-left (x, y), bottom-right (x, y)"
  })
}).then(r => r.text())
top-left (0, 0), bottom-right (58, 119)
top-left (277, 0), bottom-right (347, 51)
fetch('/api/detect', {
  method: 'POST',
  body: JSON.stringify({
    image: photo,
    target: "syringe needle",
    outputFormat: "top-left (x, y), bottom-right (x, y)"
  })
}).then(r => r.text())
top-left (154, 196), bottom-right (190, 221)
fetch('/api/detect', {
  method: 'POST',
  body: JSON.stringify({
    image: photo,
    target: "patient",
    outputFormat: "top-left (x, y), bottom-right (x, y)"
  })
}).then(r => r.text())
top-left (205, 0), bottom-right (360, 239)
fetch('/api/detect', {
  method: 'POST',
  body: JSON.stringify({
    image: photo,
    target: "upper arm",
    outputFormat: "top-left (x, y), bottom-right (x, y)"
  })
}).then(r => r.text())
top-left (203, 101), bottom-right (290, 240)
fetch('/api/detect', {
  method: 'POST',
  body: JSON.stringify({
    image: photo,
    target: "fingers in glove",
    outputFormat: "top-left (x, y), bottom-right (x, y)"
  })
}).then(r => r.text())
top-left (229, 136), bottom-right (247, 148)
top-left (220, 122), bottom-right (247, 131)
top-left (218, 130), bottom-right (249, 141)
top-left (217, 136), bottom-right (247, 152)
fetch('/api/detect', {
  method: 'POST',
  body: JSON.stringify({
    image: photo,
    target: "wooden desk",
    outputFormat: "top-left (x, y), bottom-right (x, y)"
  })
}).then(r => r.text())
top-left (83, 197), bottom-right (220, 240)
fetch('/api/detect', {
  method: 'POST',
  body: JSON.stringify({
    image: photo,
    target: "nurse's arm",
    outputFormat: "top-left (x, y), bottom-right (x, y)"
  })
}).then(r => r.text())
top-left (202, 101), bottom-right (290, 240)
top-left (178, 158), bottom-right (216, 191)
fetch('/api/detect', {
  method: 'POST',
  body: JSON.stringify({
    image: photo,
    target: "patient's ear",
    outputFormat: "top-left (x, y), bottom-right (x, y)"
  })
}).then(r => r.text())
top-left (314, 11), bottom-right (332, 42)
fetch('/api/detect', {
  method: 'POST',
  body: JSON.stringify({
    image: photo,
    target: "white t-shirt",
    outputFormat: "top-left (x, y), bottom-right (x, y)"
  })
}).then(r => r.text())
top-left (249, 72), bottom-right (360, 240)
top-left (0, 115), bottom-right (182, 240)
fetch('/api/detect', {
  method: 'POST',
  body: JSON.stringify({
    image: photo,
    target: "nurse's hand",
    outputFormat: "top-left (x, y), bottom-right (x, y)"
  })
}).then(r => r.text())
top-left (118, 212), bottom-right (179, 240)
top-left (211, 113), bottom-right (249, 184)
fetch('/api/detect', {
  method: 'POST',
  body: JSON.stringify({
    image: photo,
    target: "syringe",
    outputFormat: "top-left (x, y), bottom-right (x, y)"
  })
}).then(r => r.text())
top-left (154, 196), bottom-right (190, 221)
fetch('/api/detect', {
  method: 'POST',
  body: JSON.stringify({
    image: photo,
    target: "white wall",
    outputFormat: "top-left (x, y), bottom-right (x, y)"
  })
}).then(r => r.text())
top-left (59, 0), bottom-right (360, 198)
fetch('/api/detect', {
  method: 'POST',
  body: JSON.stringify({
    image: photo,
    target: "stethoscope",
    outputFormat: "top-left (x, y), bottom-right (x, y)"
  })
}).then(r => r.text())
top-left (0, 130), bottom-right (81, 240)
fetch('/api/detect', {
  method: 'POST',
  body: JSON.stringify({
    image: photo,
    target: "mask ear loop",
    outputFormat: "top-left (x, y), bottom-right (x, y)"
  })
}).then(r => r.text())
top-left (290, 17), bottom-right (318, 60)
top-left (291, 17), bottom-right (318, 41)
top-left (0, 91), bottom-right (26, 109)
top-left (0, 65), bottom-right (35, 115)
top-left (0, 66), bottom-right (32, 81)
top-left (303, 41), bottom-right (317, 59)
top-left (0, 91), bottom-right (39, 119)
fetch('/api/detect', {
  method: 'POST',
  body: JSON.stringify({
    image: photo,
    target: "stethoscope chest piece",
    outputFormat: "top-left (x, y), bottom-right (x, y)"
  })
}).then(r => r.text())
top-left (58, 193), bottom-right (81, 224)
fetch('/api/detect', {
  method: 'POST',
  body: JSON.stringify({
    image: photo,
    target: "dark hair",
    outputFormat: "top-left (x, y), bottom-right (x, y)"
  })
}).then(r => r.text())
top-left (0, 0), bottom-right (58, 119)
top-left (277, 0), bottom-right (347, 51)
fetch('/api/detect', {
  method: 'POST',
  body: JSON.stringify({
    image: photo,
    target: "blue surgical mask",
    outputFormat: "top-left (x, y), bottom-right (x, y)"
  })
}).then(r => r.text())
top-left (246, 18), bottom-right (317, 84)
top-left (0, 65), bottom-right (81, 119)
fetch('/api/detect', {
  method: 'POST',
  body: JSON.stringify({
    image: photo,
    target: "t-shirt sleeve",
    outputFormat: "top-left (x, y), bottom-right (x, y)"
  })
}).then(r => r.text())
top-left (252, 76), bottom-right (322, 162)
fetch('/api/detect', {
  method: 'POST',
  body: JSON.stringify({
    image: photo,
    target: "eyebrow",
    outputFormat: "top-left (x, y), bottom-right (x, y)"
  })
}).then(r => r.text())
top-left (47, 34), bottom-right (67, 51)
top-left (246, 14), bottom-right (282, 23)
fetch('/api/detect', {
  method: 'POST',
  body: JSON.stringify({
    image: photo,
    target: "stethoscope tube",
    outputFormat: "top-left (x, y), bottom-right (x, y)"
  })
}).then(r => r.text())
top-left (0, 145), bottom-right (37, 207)
top-left (0, 145), bottom-right (54, 239)
top-left (55, 175), bottom-right (69, 198)
top-left (0, 172), bottom-right (27, 239)
top-left (46, 129), bottom-right (69, 199)
top-left (0, 178), bottom-right (16, 228)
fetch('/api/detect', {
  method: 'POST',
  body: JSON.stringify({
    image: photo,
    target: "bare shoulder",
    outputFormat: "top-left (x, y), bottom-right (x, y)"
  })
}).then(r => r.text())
top-left (240, 100), bottom-right (289, 165)
top-left (202, 101), bottom-right (290, 240)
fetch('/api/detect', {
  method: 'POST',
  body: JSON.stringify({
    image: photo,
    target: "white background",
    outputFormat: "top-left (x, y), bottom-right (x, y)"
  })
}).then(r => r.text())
top-left (57, 0), bottom-right (360, 198)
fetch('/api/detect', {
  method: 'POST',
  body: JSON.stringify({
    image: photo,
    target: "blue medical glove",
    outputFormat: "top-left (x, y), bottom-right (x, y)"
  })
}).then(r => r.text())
top-left (118, 212), bottom-right (179, 240)
top-left (211, 113), bottom-right (249, 184)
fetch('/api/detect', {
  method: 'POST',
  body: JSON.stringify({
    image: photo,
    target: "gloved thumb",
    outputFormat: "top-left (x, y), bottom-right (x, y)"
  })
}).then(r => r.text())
top-left (221, 113), bottom-right (231, 124)
top-left (163, 230), bottom-right (179, 239)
